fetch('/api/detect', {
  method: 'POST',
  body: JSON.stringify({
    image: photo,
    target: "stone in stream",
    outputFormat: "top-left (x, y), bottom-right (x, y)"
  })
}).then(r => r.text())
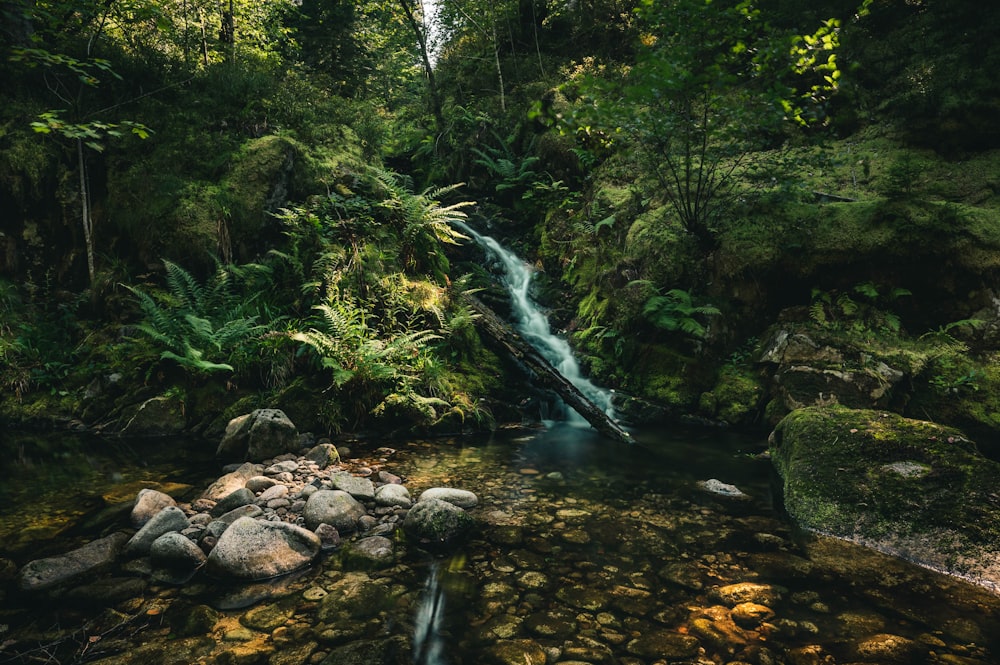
top-left (343, 535), bottom-right (395, 568)
top-left (124, 505), bottom-right (190, 557)
top-left (210, 487), bottom-right (256, 516)
top-left (331, 472), bottom-right (375, 501)
top-left (216, 409), bottom-right (299, 462)
top-left (304, 442), bottom-right (340, 469)
top-left (18, 532), bottom-right (130, 592)
top-left (417, 487), bottom-right (479, 508)
top-left (245, 475), bottom-right (279, 493)
top-left (374, 483), bottom-right (411, 508)
top-left (150, 531), bottom-right (208, 570)
top-left (403, 497), bottom-right (475, 548)
top-left (202, 462), bottom-right (263, 501)
top-left (708, 582), bottom-right (782, 607)
top-left (303, 489), bottom-right (367, 532)
top-left (206, 516), bottom-right (320, 580)
top-left (318, 636), bottom-right (410, 665)
top-left (626, 630), bottom-right (701, 660)
top-left (131, 488), bottom-right (177, 527)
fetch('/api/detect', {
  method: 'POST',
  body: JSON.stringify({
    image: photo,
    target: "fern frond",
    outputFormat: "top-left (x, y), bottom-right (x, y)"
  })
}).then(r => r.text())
top-left (163, 260), bottom-right (204, 311)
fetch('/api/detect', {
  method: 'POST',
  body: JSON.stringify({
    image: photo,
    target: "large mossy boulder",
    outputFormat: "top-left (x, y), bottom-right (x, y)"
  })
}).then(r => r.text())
top-left (770, 406), bottom-right (1000, 592)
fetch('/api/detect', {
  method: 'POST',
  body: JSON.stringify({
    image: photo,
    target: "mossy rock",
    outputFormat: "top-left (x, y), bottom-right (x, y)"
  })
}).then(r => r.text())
top-left (700, 365), bottom-right (765, 426)
top-left (770, 405), bottom-right (1000, 592)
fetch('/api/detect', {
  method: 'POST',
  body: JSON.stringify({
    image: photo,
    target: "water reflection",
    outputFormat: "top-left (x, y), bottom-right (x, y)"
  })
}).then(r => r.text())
top-left (412, 563), bottom-right (447, 665)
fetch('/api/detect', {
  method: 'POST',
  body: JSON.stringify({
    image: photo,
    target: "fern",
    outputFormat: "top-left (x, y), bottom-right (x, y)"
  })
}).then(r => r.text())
top-left (127, 259), bottom-right (267, 376)
top-left (641, 288), bottom-right (720, 341)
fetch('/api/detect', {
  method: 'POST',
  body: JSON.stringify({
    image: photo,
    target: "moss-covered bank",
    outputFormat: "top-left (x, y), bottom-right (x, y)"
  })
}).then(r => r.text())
top-left (770, 405), bottom-right (1000, 592)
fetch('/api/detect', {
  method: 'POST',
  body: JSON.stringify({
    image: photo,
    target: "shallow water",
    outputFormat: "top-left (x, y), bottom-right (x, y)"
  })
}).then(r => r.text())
top-left (2, 424), bottom-right (999, 665)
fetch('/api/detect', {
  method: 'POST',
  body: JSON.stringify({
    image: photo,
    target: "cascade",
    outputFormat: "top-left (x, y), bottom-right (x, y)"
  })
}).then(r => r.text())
top-left (454, 221), bottom-right (615, 422)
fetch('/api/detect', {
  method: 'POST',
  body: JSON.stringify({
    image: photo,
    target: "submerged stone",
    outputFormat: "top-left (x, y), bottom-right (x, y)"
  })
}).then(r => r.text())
top-left (626, 630), bottom-right (700, 660)
top-left (18, 533), bottom-right (128, 591)
top-left (418, 487), bottom-right (479, 508)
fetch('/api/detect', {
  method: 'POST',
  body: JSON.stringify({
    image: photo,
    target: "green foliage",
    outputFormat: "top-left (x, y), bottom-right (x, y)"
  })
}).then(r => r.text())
top-left (0, 282), bottom-right (82, 400)
top-left (633, 283), bottom-right (720, 342)
top-left (370, 168), bottom-right (473, 281)
top-left (882, 152), bottom-right (922, 200)
top-left (809, 282), bottom-right (910, 334)
top-left (126, 260), bottom-right (268, 376)
top-left (290, 296), bottom-right (442, 430)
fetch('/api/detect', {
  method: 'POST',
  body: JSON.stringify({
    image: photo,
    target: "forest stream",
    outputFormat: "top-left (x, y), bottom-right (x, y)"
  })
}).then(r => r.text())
top-left (2, 424), bottom-right (1000, 665)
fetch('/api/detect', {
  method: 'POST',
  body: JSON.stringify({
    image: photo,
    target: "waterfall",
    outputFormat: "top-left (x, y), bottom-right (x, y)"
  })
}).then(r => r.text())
top-left (455, 221), bottom-right (615, 422)
top-left (412, 564), bottom-right (447, 665)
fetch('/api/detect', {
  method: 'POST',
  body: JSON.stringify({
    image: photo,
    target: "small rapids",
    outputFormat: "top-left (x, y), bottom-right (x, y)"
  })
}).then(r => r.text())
top-left (454, 221), bottom-right (615, 421)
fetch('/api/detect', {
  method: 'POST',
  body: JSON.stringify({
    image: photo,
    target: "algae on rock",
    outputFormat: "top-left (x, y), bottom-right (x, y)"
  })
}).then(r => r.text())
top-left (770, 405), bottom-right (1000, 592)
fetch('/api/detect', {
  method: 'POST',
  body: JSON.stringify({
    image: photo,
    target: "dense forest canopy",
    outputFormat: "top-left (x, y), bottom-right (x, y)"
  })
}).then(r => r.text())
top-left (1, 0), bottom-right (999, 438)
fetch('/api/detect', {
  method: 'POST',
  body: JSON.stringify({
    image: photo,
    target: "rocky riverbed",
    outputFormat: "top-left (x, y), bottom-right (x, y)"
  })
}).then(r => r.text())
top-left (2, 423), bottom-right (999, 665)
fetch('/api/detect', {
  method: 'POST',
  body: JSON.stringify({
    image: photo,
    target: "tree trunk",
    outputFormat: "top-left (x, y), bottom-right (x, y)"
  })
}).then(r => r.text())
top-left (77, 138), bottom-right (95, 287)
top-left (398, 0), bottom-right (445, 131)
top-left (464, 295), bottom-right (632, 445)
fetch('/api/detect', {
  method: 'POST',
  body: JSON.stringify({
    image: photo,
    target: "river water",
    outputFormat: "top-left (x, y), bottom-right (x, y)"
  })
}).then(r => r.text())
top-left (2, 424), bottom-right (999, 665)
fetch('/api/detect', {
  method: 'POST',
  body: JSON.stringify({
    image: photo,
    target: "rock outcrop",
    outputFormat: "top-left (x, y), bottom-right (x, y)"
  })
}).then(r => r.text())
top-left (770, 405), bottom-right (1000, 592)
top-left (18, 532), bottom-right (130, 592)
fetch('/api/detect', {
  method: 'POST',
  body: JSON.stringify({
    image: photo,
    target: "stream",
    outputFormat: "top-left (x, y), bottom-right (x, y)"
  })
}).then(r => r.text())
top-left (2, 426), bottom-right (999, 664)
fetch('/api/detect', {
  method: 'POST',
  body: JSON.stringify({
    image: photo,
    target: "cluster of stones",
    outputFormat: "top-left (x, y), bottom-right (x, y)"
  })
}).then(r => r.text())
top-left (18, 413), bottom-right (479, 593)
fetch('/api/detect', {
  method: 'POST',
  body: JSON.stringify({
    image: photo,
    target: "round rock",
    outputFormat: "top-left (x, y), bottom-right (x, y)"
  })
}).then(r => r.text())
top-left (206, 516), bottom-right (320, 580)
top-left (403, 498), bottom-right (475, 547)
top-left (125, 506), bottom-right (191, 557)
top-left (303, 490), bottom-right (367, 532)
top-left (375, 484), bottom-right (411, 508)
top-left (417, 487), bottom-right (478, 509)
top-left (131, 489), bottom-right (177, 528)
top-left (150, 532), bottom-right (208, 570)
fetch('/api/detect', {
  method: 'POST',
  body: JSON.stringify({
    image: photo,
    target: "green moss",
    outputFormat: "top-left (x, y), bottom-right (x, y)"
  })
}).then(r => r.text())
top-left (770, 406), bottom-right (1000, 550)
top-left (622, 344), bottom-right (699, 410)
top-left (703, 365), bottom-right (765, 425)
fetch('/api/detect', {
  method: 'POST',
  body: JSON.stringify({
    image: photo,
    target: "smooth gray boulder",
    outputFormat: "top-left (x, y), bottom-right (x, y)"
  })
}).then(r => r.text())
top-left (216, 504), bottom-right (264, 524)
top-left (245, 475), bottom-right (279, 493)
top-left (216, 409), bottom-right (298, 462)
top-left (303, 490), bottom-right (367, 532)
top-left (331, 473), bottom-right (375, 501)
top-left (124, 506), bottom-right (190, 557)
top-left (131, 488), bottom-right (177, 527)
top-left (206, 516), bottom-right (320, 580)
top-left (210, 487), bottom-right (255, 517)
top-left (403, 498), bottom-right (475, 548)
top-left (150, 532), bottom-right (207, 570)
top-left (18, 532), bottom-right (130, 592)
top-left (374, 483), bottom-right (411, 508)
top-left (344, 536), bottom-right (395, 568)
top-left (418, 487), bottom-right (479, 509)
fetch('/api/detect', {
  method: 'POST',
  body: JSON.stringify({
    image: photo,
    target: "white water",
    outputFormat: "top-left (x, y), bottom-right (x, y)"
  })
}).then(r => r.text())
top-left (454, 222), bottom-right (615, 423)
top-left (412, 565), bottom-right (447, 665)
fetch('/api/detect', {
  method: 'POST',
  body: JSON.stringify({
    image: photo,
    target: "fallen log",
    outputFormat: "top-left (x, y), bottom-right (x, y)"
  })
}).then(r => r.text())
top-left (464, 295), bottom-right (633, 445)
